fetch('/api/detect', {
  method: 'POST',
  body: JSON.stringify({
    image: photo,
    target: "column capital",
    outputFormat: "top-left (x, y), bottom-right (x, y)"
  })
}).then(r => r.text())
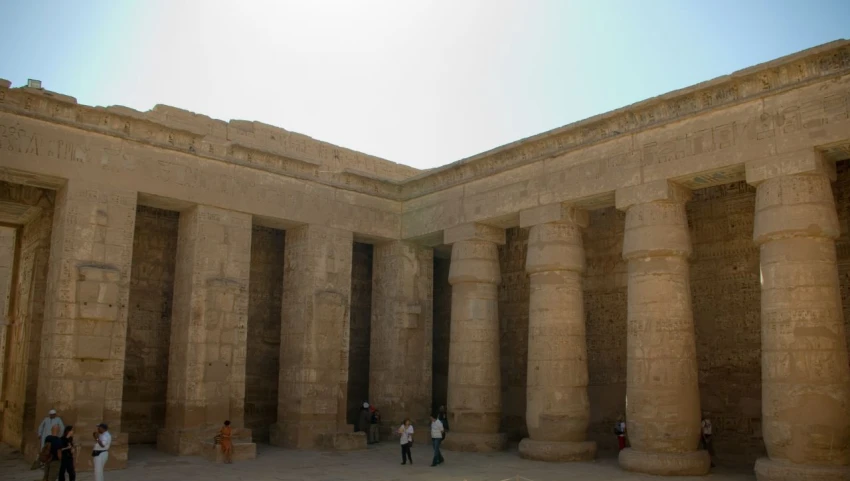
top-left (615, 180), bottom-right (691, 211)
top-left (443, 222), bottom-right (505, 246)
top-left (745, 148), bottom-right (835, 186)
top-left (519, 203), bottom-right (588, 229)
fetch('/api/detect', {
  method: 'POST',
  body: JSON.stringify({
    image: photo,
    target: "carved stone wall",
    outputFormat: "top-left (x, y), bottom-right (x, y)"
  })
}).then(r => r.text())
top-left (347, 243), bottom-right (372, 425)
top-left (122, 206), bottom-right (179, 444)
top-left (431, 257), bottom-right (451, 412)
top-left (583, 207), bottom-right (628, 452)
top-left (833, 159), bottom-right (850, 386)
top-left (245, 225), bottom-right (284, 442)
top-left (0, 184), bottom-right (54, 450)
top-left (688, 181), bottom-right (763, 466)
top-left (498, 228), bottom-right (529, 441)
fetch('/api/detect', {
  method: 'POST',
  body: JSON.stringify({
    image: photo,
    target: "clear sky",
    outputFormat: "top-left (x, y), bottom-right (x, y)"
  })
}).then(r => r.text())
top-left (1, 0), bottom-right (848, 170)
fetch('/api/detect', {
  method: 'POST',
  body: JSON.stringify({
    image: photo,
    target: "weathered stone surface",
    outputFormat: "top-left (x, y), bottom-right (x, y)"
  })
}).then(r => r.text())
top-left (35, 180), bottom-right (137, 470)
top-left (616, 182), bottom-right (710, 475)
top-left (370, 241), bottom-right (433, 438)
top-left (158, 206), bottom-right (252, 456)
top-left (519, 208), bottom-right (596, 462)
top-left (750, 155), bottom-right (850, 481)
top-left (0, 41), bottom-right (848, 476)
top-left (271, 224), bottom-right (363, 451)
top-left (443, 225), bottom-right (507, 452)
top-left (245, 225), bottom-right (284, 443)
top-left (122, 206), bottom-right (178, 444)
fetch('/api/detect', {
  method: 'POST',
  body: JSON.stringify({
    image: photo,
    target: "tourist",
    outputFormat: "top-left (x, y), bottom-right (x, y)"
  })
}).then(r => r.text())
top-left (219, 420), bottom-right (233, 464)
top-left (369, 409), bottom-right (381, 444)
top-left (358, 402), bottom-right (371, 434)
top-left (438, 405), bottom-right (449, 439)
top-left (429, 414), bottom-right (445, 467)
top-left (42, 424), bottom-right (63, 481)
top-left (701, 413), bottom-right (715, 467)
top-left (37, 409), bottom-right (65, 448)
top-left (614, 416), bottom-right (626, 451)
top-left (59, 425), bottom-right (76, 481)
top-left (397, 418), bottom-right (414, 465)
top-left (92, 423), bottom-right (111, 481)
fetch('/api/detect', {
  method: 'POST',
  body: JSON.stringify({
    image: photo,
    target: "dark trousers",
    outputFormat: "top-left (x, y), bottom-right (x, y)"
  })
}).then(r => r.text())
top-left (431, 438), bottom-right (444, 465)
top-left (401, 442), bottom-right (412, 463)
top-left (59, 455), bottom-right (76, 481)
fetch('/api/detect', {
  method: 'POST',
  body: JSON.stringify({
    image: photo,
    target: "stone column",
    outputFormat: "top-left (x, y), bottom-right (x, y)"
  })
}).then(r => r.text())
top-left (0, 227), bottom-right (16, 409)
top-left (370, 241), bottom-right (433, 440)
top-left (271, 224), bottom-right (365, 450)
top-left (442, 223), bottom-right (507, 452)
top-left (517, 204), bottom-right (596, 462)
top-left (747, 151), bottom-right (850, 481)
top-left (157, 205), bottom-right (253, 457)
top-left (615, 181), bottom-right (710, 476)
top-left (34, 180), bottom-right (137, 470)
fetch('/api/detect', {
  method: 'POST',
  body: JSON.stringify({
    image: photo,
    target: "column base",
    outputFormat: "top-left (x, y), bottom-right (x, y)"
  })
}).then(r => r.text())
top-left (755, 457), bottom-right (850, 481)
top-left (518, 438), bottom-right (596, 462)
top-left (157, 427), bottom-right (252, 456)
top-left (200, 441), bottom-right (257, 463)
top-left (269, 421), bottom-right (366, 451)
top-left (442, 432), bottom-right (507, 452)
top-left (619, 448), bottom-right (710, 476)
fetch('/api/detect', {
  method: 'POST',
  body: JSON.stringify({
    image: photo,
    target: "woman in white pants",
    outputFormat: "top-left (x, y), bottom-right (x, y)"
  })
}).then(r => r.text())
top-left (92, 423), bottom-right (111, 481)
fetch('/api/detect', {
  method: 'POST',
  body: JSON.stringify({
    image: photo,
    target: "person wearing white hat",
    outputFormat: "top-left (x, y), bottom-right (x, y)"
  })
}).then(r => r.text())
top-left (37, 409), bottom-right (64, 448)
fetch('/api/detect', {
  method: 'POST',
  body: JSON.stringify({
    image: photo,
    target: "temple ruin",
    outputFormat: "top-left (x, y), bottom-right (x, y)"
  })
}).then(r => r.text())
top-left (1, 40), bottom-right (849, 479)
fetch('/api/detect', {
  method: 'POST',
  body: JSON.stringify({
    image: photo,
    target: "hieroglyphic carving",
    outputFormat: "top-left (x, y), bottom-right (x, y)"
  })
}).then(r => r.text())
top-left (346, 243), bottom-right (372, 425)
top-left (122, 206), bottom-right (179, 444)
top-left (687, 181), bottom-right (764, 466)
top-left (498, 227), bottom-right (529, 441)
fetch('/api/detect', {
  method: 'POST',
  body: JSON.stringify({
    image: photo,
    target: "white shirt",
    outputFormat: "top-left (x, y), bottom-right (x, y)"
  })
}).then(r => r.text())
top-left (701, 420), bottom-right (712, 436)
top-left (96, 431), bottom-right (112, 451)
top-left (398, 424), bottom-right (414, 444)
top-left (38, 417), bottom-right (65, 445)
top-left (430, 420), bottom-right (444, 439)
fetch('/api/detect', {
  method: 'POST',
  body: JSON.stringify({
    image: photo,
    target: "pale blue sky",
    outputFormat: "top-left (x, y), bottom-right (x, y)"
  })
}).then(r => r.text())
top-left (1, 0), bottom-right (848, 169)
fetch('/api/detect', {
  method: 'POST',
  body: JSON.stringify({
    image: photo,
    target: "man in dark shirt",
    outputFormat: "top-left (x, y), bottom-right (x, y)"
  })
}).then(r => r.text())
top-left (42, 424), bottom-right (63, 481)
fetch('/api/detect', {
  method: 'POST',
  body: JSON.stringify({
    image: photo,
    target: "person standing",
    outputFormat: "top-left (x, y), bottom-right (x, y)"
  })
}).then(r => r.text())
top-left (59, 425), bottom-right (76, 481)
top-left (437, 405), bottom-right (449, 439)
top-left (701, 413), bottom-right (715, 467)
top-left (92, 423), bottom-right (111, 481)
top-left (42, 424), bottom-right (63, 481)
top-left (219, 420), bottom-right (233, 464)
top-left (614, 415), bottom-right (626, 451)
top-left (37, 409), bottom-right (65, 448)
top-left (397, 418), bottom-right (414, 465)
top-left (429, 414), bottom-right (445, 467)
top-left (358, 403), bottom-right (371, 434)
top-left (369, 409), bottom-right (381, 444)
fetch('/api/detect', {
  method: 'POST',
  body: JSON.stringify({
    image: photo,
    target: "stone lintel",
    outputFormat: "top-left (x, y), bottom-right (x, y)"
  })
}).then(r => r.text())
top-left (615, 180), bottom-right (692, 211)
top-left (519, 203), bottom-right (588, 229)
top-left (443, 223), bottom-right (505, 246)
top-left (745, 148), bottom-right (835, 185)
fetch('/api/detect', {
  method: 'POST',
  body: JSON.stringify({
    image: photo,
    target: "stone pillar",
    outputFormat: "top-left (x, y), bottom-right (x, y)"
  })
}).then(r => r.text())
top-left (442, 222), bottom-right (507, 452)
top-left (0, 227), bottom-right (16, 409)
top-left (157, 205), bottom-right (253, 457)
top-left (271, 224), bottom-right (365, 451)
top-left (34, 180), bottom-right (137, 470)
top-left (747, 151), bottom-right (850, 481)
top-left (615, 181), bottom-right (710, 475)
top-left (516, 204), bottom-right (596, 462)
top-left (370, 241), bottom-right (433, 440)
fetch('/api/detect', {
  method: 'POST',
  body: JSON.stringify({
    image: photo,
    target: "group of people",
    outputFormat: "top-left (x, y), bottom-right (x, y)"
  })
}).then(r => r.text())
top-left (614, 412), bottom-right (715, 467)
top-left (394, 405), bottom-right (450, 467)
top-left (35, 409), bottom-right (112, 481)
top-left (356, 402), bottom-right (382, 444)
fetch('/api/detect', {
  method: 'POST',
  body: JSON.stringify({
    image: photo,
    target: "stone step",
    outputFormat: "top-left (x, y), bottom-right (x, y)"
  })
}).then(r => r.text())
top-left (200, 441), bottom-right (256, 463)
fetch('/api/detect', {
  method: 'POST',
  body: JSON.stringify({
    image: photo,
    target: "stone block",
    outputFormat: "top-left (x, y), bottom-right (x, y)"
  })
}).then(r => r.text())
top-left (615, 180), bottom-right (692, 211)
top-left (746, 148), bottom-right (834, 185)
top-left (444, 223), bottom-right (505, 245)
top-left (319, 431), bottom-right (367, 451)
top-left (519, 203), bottom-right (588, 228)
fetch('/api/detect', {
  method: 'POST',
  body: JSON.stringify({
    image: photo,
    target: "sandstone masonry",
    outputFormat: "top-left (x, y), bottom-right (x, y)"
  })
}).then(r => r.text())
top-left (1, 40), bottom-right (850, 479)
